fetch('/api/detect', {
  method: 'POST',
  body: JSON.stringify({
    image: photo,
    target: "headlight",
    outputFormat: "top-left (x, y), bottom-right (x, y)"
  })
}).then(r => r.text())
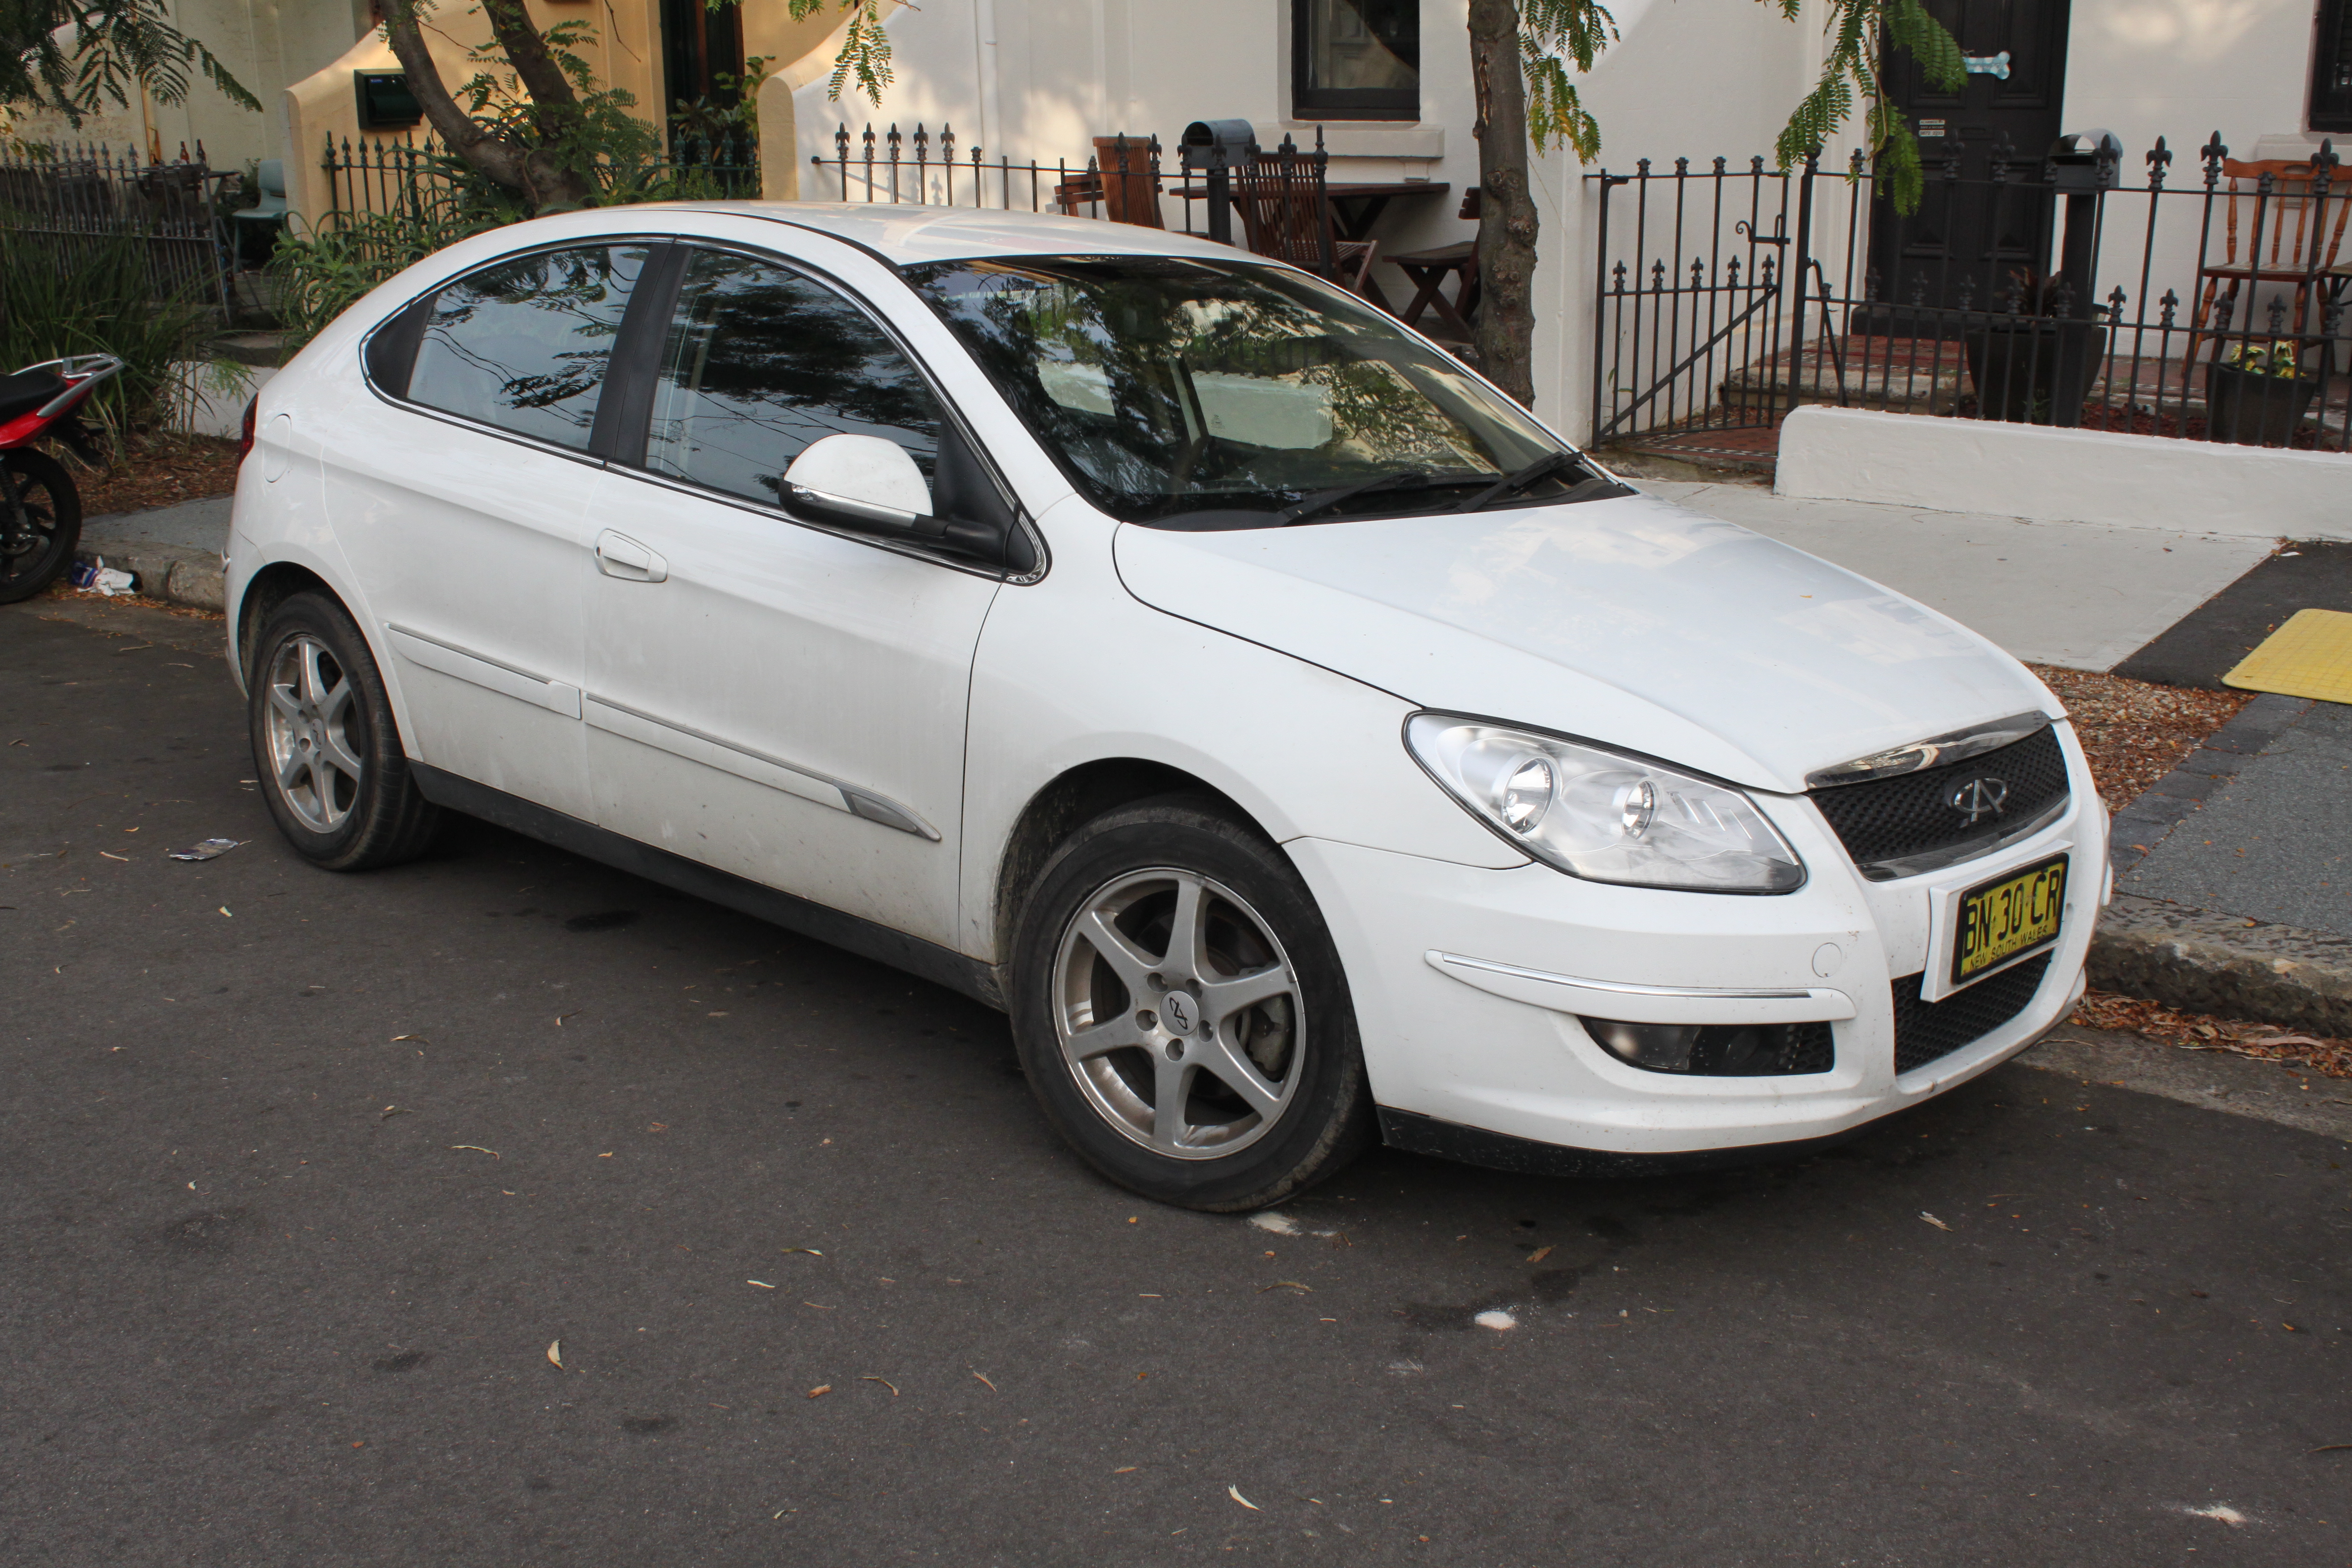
top-left (1405, 714), bottom-right (1806, 893)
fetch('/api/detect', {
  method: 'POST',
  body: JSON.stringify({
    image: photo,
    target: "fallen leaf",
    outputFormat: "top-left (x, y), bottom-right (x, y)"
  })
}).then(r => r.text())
top-left (1528, 1245), bottom-right (1554, 1264)
top-left (862, 1376), bottom-right (899, 1396)
top-left (99, 850), bottom-right (127, 861)
top-left (806, 1385), bottom-right (831, 1399)
top-left (218, 906), bottom-right (231, 917)
top-left (1920, 1212), bottom-right (1951, 1231)
top-left (448, 1145), bottom-right (500, 1160)
top-left (781, 1247), bottom-right (824, 1256)
top-left (2309, 1443), bottom-right (2352, 1454)
top-left (392, 1034), bottom-right (425, 1043)
top-left (1114, 1466), bottom-right (1139, 1474)
top-left (546, 1340), bottom-right (563, 1369)
top-left (972, 1371), bottom-right (997, 1392)
top-left (747, 1280), bottom-right (775, 1289)
top-left (1227, 1485), bottom-right (1260, 1511)
top-left (1259, 1280), bottom-right (1313, 1293)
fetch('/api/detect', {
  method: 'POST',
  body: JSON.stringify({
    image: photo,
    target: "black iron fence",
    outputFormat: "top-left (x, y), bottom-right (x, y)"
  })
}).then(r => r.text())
top-left (815, 123), bottom-right (1288, 236)
top-left (0, 140), bottom-right (232, 311)
top-left (1588, 136), bottom-right (2349, 452)
top-left (318, 132), bottom-right (757, 221)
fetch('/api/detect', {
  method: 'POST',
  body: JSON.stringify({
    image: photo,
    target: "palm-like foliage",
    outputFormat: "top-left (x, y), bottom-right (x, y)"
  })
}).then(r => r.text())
top-left (0, 0), bottom-right (259, 122)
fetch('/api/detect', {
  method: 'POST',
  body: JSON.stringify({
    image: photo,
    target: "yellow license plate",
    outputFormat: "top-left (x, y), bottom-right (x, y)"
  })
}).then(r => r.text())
top-left (1952, 854), bottom-right (2069, 985)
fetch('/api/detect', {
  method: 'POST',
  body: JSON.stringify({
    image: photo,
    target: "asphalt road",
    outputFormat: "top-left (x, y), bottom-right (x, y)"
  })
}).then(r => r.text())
top-left (4, 596), bottom-right (2349, 1567)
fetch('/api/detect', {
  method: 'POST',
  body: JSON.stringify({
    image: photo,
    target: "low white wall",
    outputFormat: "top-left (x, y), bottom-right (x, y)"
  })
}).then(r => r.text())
top-left (167, 363), bottom-right (276, 440)
top-left (1774, 406), bottom-right (2352, 540)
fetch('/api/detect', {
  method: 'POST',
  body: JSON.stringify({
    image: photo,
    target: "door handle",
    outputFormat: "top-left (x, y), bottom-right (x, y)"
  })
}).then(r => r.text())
top-left (595, 529), bottom-right (667, 583)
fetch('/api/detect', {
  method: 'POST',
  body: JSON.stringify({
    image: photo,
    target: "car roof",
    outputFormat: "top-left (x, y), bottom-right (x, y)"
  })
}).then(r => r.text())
top-left (660, 200), bottom-right (1249, 267)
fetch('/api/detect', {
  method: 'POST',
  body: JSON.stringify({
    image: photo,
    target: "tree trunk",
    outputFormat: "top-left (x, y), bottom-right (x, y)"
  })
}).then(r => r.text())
top-left (383, 0), bottom-right (592, 212)
top-left (1467, 0), bottom-right (1538, 407)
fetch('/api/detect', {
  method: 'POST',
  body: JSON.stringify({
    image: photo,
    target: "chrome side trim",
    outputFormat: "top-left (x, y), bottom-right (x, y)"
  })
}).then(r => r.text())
top-left (385, 624), bottom-right (582, 718)
top-left (1426, 950), bottom-right (1858, 1026)
top-left (581, 693), bottom-right (940, 840)
top-left (1856, 793), bottom-right (2071, 882)
top-left (1806, 710), bottom-right (2054, 789)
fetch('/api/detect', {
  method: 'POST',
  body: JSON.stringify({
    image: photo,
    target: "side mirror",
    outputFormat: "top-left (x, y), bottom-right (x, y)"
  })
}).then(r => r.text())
top-left (782, 432), bottom-right (1010, 565)
top-left (783, 433), bottom-right (933, 527)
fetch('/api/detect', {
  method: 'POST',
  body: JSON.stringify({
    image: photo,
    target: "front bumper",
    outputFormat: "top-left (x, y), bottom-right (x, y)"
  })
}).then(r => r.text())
top-left (1289, 729), bottom-right (2106, 1162)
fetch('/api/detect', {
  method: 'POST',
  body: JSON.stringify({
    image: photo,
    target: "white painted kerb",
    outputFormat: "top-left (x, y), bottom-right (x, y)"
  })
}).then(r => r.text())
top-left (1775, 406), bottom-right (2351, 540)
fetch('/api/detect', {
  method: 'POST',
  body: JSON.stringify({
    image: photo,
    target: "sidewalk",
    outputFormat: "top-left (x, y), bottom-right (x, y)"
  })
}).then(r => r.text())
top-left (75, 494), bottom-right (230, 610)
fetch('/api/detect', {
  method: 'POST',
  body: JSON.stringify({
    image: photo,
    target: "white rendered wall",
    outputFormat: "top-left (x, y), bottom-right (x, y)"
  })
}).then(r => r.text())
top-left (1775, 405), bottom-right (2352, 538)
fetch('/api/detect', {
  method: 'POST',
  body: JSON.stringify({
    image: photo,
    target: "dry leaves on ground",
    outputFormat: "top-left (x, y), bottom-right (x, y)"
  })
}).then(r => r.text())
top-left (2029, 665), bottom-right (2249, 809)
top-left (2070, 987), bottom-right (2352, 1080)
top-left (67, 433), bottom-right (243, 519)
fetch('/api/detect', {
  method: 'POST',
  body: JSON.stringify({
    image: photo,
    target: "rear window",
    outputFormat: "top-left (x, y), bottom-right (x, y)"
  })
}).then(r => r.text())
top-left (406, 245), bottom-right (650, 450)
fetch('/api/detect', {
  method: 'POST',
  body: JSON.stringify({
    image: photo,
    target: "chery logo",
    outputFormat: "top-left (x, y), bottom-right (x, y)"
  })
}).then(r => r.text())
top-left (1947, 776), bottom-right (2010, 825)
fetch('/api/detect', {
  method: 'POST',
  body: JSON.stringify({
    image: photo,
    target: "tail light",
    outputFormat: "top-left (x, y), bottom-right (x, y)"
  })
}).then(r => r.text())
top-left (237, 396), bottom-right (258, 463)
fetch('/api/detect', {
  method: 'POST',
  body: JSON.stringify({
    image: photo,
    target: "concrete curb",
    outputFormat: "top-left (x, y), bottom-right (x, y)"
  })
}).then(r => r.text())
top-left (2090, 691), bottom-right (2352, 1034)
top-left (73, 537), bottom-right (226, 613)
top-left (2089, 893), bottom-right (2352, 1037)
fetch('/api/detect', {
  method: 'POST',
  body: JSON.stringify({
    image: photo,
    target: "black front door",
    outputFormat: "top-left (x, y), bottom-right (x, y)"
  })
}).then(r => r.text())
top-left (660, 0), bottom-right (744, 145)
top-left (1867, 0), bottom-right (2071, 319)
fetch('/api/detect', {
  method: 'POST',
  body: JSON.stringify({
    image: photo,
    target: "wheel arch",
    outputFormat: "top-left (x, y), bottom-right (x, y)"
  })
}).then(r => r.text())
top-left (234, 561), bottom-right (342, 687)
top-left (988, 757), bottom-right (1274, 975)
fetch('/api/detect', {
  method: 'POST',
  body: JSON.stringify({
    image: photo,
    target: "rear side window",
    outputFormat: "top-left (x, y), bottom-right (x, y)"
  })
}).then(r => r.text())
top-left (642, 247), bottom-right (941, 506)
top-left (407, 245), bottom-right (650, 450)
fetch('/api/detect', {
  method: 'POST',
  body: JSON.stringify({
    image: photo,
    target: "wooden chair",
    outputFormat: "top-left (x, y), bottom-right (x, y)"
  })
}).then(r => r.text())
top-left (1387, 187), bottom-right (1483, 341)
top-left (1092, 135), bottom-right (1164, 229)
top-left (1231, 136), bottom-right (1378, 298)
top-left (2187, 156), bottom-right (2350, 362)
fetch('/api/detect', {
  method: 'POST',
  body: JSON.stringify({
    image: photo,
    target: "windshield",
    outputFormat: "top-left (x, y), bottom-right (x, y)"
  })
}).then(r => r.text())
top-left (901, 255), bottom-right (1613, 528)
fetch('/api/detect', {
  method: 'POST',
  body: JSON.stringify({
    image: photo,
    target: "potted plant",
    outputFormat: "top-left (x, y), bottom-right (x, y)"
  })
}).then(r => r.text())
top-left (1963, 269), bottom-right (2108, 427)
top-left (2205, 340), bottom-right (2317, 447)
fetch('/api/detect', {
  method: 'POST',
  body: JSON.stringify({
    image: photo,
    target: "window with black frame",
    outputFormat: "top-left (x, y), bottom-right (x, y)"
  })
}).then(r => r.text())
top-left (2315, 0), bottom-right (2352, 133)
top-left (1292, 0), bottom-right (1419, 121)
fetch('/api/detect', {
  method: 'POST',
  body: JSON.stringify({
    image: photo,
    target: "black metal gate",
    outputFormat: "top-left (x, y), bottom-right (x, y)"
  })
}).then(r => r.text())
top-left (1587, 136), bottom-right (2350, 453)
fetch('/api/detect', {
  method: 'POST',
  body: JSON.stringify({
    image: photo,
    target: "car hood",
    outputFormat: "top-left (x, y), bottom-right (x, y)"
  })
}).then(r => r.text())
top-left (1112, 492), bottom-right (2057, 795)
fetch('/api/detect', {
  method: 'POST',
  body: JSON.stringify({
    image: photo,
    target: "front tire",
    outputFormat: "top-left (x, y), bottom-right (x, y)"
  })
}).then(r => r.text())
top-left (0, 450), bottom-right (82, 605)
top-left (1009, 796), bottom-right (1375, 1212)
top-left (247, 592), bottom-right (440, 871)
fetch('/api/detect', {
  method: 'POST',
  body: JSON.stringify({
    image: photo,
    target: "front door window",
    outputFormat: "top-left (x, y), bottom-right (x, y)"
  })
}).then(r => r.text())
top-left (641, 248), bottom-right (943, 506)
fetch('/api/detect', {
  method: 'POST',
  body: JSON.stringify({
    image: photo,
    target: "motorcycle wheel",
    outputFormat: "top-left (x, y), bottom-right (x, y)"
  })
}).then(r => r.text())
top-left (0, 450), bottom-right (83, 606)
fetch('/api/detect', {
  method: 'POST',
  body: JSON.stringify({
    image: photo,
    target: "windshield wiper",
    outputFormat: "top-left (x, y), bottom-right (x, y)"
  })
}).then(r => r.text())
top-left (1453, 451), bottom-right (1580, 511)
top-left (1274, 470), bottom-right (1435, 527)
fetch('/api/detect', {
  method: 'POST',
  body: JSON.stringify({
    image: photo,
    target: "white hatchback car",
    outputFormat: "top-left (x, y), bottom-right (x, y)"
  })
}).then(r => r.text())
top-left (229, 203), bottom-right (2105, 1211)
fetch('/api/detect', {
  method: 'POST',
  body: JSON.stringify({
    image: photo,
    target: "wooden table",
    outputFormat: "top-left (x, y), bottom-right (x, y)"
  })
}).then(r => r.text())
top-left (1169, 181), bottom-right (1450, 310)
top-left (1170, 180), bottom-right (1450, 242)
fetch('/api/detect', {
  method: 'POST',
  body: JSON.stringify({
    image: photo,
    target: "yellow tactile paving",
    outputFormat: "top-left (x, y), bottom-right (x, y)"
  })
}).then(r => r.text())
top-left (2221, 607), bottom-right (2352, 704)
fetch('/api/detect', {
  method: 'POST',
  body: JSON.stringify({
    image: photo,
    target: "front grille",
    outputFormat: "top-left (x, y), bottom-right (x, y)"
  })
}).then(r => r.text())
top-left (1890, 953), bottom-right (2052, 1075)
top-left (1810, 726), bottom-right (2069, 877)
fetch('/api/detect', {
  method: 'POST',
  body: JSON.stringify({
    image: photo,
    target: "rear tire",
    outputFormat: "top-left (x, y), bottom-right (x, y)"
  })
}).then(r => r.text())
top-left (0, 450), bottom-right (82, 605)
top-left (247, 592), bottom-right (440, 871)
top-left (1009, 795), bottom-right (1375, 1212)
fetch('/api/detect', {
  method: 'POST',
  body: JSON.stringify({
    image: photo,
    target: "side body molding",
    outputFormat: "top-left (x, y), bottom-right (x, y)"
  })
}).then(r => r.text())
top-left (386, 625), bottom-right (582, 718)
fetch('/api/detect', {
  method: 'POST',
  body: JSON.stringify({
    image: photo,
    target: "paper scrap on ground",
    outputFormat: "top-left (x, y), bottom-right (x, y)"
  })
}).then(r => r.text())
top-left (169, 838), bottom-right (243, 862)
top-left (2222, 607), bottom-right (2352, 704)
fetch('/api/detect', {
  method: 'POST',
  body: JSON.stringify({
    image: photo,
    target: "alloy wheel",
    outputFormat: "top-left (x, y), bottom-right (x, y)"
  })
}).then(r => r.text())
top-left (1050, 867), bottom-right (1306, 1159)
top-left (263, 633), bottom-right (364, 833)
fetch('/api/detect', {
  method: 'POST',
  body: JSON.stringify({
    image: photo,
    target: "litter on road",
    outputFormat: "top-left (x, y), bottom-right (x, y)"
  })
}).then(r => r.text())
top-left (168, 838), bottom-right (243, 861)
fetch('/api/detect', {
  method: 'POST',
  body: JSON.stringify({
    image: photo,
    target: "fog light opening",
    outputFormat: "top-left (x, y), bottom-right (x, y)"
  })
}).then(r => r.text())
top-left (1577, 1017), bottom-right (1836, 1078)
top-left (1582, 1019), bottom-right (1703, 1072)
